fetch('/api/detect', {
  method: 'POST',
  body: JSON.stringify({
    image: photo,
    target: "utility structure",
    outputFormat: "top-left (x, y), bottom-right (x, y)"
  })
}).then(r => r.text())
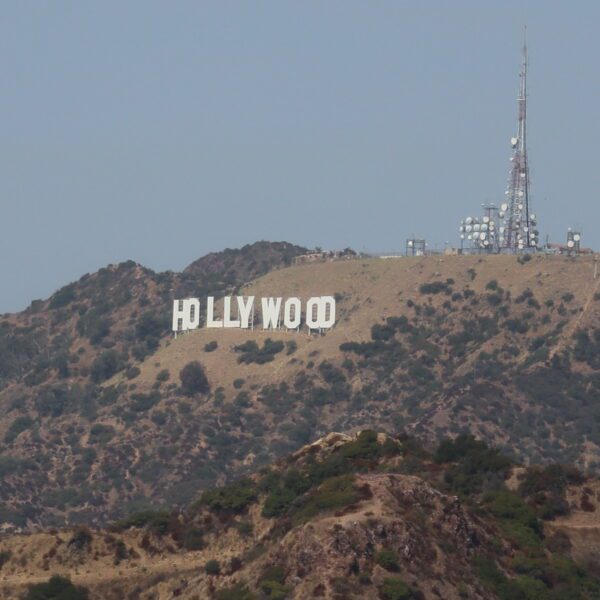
top-left (566, 228), bottom-right (582, 254)
top-left (499, 30), bottom-right (539, 252)
top-left (405, 238), bottom-right (426, 256)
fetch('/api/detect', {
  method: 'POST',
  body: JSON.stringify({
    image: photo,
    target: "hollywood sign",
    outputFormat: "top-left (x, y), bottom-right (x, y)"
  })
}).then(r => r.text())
top-left (172, 296), bottom-right (336, 333)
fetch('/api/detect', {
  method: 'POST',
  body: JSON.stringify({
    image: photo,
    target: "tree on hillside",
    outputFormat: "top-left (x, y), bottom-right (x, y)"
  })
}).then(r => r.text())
top-left (180, 361), bottom-right (209, 396)
top-left (25, 575), bottom-right (89, 600)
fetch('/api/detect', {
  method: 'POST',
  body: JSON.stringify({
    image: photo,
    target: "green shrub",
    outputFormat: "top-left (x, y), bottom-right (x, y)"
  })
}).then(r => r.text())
top-left (199, 478), bottom-right (257, 514)
top-left (181, 526), bottom-right (204, 550)
top-left (204, 340), bottom-right (218, 352)
top-left (483, 490), bottom-right (542, 549)
top-left (215, 583), bottom-right (258, 600)
top-left (293, 474), bottom-right (358, 523)
top-left (68, 526), bottom-right (92, 551)
top-left (24, 575), bottom-right (89, 600)
top-left (4, 415), bottom-right (35, 443)
top-left (419, 281), bottom-right (452, 295)
top-left (179, 361), bottom-right (209, 395)
top-left (90, 350), bottom-right (124, 383)
top-left (234, 339), bottom-right (285, 364)
top-left (258, 565), bottom-right (290, 599)
top-left (88, 424), bottom-right (115, 445)
top-left (435, 435), bottom-right (511, 495)
top-left (125, 366), bottom-right (140, 380)
top-left (0, 549), bottom-right (12, 569)
top-left (376, 548), bottom-right (400, 572)
top-left (380, 577), bottom-right (417, 600)
top-left (205, 559), bottom-right (221, 575)
top-left (156, 369), bottom-right (170, 382)
top-left (113, 509), bottom-right (171, 535)
top-left (49, 284), bottom-right (77, 310)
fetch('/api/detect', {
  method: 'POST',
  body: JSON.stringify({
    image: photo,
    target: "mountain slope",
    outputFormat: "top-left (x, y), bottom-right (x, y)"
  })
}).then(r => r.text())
top-left (1, 250), bottom-right (599, 531)
top-left (2, 431), bottom-right (600, 600)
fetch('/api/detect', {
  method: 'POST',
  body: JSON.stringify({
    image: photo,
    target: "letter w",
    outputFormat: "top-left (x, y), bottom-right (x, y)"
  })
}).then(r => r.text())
top-left (261, 297), bottom-right (282, 330)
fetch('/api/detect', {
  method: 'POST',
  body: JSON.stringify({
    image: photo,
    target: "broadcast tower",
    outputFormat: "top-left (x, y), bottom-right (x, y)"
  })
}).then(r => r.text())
top-left (499, 30), bottom-right (538, 252)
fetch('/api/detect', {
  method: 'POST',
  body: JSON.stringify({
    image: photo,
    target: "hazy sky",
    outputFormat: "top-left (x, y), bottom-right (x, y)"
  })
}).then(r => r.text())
top-left (1, 1), bottom-right (599, 313)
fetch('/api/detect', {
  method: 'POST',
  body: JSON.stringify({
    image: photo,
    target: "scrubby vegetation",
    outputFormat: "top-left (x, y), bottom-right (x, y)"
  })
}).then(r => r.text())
top-left (234, 339), bottom-right (285, 364)
top-left (179, 361), bottom-right (210, 395)
top-left (24, 575), bottom-right (89, 600)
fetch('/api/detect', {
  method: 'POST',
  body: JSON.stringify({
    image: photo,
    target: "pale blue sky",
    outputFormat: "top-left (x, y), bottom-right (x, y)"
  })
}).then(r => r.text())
top-left (1, 1), bottom-right (599, 312)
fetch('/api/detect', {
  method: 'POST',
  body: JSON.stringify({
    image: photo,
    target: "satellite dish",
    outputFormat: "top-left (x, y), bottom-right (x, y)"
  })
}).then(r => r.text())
top-left (467, 234), bottom-right (473, 240)
top-left (518, 191), bottom-right (524, 197)
top-left (483, 216), bottom-right (490, 224)
top-left (480, 232), bottom-right (486, 240)
top-left (474, 224), bottom-right (480, 232)
top-left (518, 204), bottom-right (524, 210)
top-left (408, 240), bottom-right (413, 247)
top-left (460, 234), bottom-right (465, 239)
top-left (482, 224), bottom-right (488, 231)
top-left (511, 137), bottom-right (518, 146)
top-left (574, 234), bottom-right (581, 241)
top-left (567, 240), bottom-right (575, 248)
top-left (501, 203), bottom-right (508, 211)
top-left (466, 217), bottom-right (473, 224)
top-left (498, 211), bottom-right (505, 218)
top-left (530, 214), bottom-right (536, 220)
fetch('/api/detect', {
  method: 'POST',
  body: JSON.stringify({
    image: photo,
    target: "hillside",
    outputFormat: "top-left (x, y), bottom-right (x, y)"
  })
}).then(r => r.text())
top-left (2, 431), bottom-right (600, 600)
top-left (1, 247), bottom-right (599, 531)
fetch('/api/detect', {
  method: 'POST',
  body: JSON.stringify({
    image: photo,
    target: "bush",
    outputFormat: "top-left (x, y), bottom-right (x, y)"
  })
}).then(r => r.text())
top-left (199, 478), bottom-right (257, 514)
top-left (419, 281), bottom-right (452, 295)
top-left (90, 350), bottom-right (124, 383)
top-left (380, 577), bottom-right (417, 600)
top-left (88, 424), bottom-right (115, 445)
top-left (113, 509), bottom-right (171, 535)
top-left (376, 548), bottom-right (400, 572)
top-left (156, 369), bottom-right (170, 382)
top-left (68, 526), bottom-right (92, 552)
top-left (179, 361), bottom-right (209, 395)
top-left (0, 549), bottom-right (11, 569)
top-left (4, 415), bottom-right (35, 443)
top-left (182, 526), bottom-right (204, 550)
top-left (49, 284), bottom-right (77, 310)
top-left (24, 575), bottom-right (89, 600)
top-left (435, 435), bottom-right (511, 495)
top-left (205, 559), bottom-right (221, 575)
top-left (215, 584), bottom-right (258, 600)
top-left (125, 366), bottom-right (140, 380)
top-left (204, 340), bottom-right (218, 352)
top-left (234, 339), bottom-right (285, 364)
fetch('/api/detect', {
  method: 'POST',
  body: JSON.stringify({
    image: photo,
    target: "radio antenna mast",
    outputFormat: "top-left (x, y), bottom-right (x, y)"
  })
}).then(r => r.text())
top-left (499, 27), bottom-right (538, 252)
